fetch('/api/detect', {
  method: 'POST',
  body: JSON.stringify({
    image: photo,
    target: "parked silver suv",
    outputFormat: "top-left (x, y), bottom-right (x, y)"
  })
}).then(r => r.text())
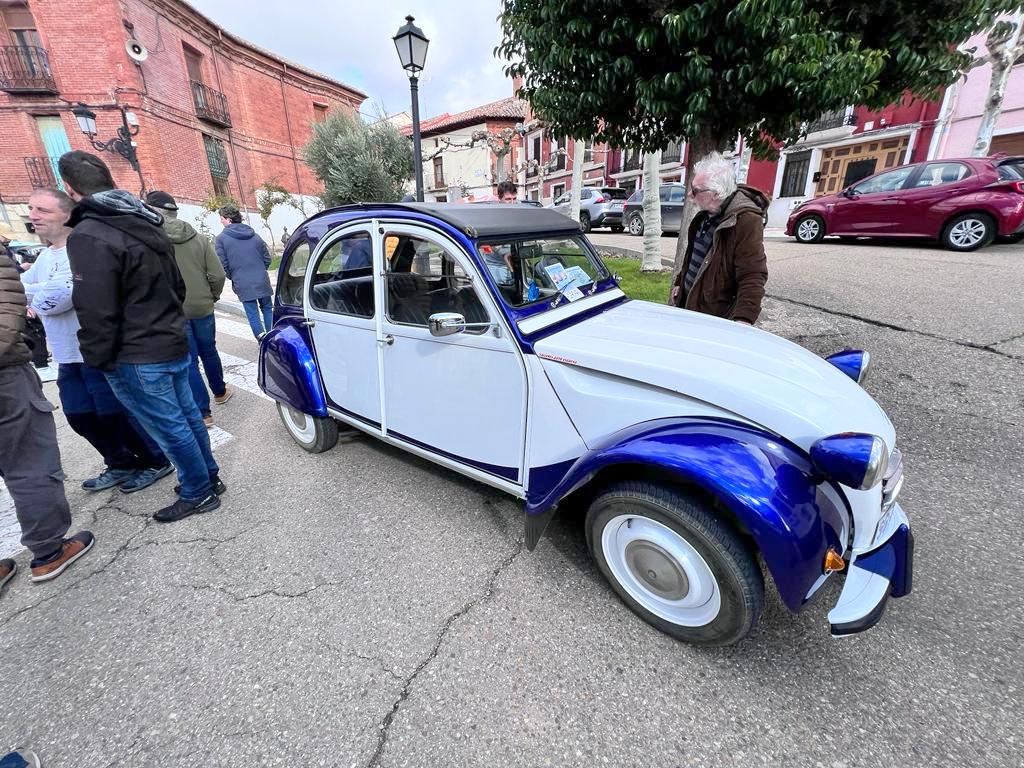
top-left (550, 186), bottom-right (629, 233)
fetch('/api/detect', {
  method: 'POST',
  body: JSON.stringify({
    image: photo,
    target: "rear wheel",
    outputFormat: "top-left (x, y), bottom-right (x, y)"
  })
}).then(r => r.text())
top-left (277, 402), bottom-right (338, 453)
top-left (627, 213), bottom-right (644, 236)
top-left (586, 481), bottom-right (764, 646)
top-left (794, 214), bottom-right (825, 244)
top-left (941, 212), bottom-right (995, 251)
top-left (579, 212), bottom-right (592, 233)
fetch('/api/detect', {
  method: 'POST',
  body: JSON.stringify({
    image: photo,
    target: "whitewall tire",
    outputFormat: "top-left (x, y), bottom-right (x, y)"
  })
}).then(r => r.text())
top-left (277, 402), bottom-right (339, 453)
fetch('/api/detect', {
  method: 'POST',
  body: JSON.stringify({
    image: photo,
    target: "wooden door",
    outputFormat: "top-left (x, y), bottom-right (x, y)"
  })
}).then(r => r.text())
top-left (815, 136), bottom-right (910, 196)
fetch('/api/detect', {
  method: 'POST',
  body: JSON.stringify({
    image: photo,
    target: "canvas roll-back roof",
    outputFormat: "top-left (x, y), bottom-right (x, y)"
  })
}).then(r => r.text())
top-left (307, 203), bottom-right (583, 239)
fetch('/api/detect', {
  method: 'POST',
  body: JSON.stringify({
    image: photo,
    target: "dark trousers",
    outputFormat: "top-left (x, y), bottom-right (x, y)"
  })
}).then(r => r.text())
top-left (0, 363), bottom-right (71, 559)
top-left (57, 362), bottom-right (168, 471)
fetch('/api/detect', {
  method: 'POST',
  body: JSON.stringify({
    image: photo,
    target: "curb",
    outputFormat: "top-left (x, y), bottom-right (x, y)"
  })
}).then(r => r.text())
top-left (215, 300), bottom-right (246, 318)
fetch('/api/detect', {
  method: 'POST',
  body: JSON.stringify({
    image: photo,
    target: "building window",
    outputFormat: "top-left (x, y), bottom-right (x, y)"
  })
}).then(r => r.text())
top-left (432, 156), bottom-right (445, 188)
top-left (313, 103), bottom-right (328, 123)
top-left (183, 43), bottom-right (204, 84)
top-left (779, 150), bottom-right (812, 197)
top-left (203, 134), bottom-right (230, 197)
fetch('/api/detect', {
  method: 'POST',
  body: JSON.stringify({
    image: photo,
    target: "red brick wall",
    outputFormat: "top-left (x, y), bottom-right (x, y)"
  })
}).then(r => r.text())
top-left (0, 0), bottom-right (363, 208)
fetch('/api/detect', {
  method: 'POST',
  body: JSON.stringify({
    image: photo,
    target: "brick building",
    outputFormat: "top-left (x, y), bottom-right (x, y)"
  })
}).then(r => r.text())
top-left (0, 0), bottom-right (365, 238)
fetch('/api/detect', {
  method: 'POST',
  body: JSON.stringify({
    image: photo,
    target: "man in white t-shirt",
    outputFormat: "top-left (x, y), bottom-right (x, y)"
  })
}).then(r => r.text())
top-left (23, 188), bottom-right (173, 494)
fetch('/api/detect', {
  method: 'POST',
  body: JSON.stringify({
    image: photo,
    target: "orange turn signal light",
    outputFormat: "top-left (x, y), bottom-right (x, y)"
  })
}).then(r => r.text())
top-left (824, 548), bottom-right (846, 573)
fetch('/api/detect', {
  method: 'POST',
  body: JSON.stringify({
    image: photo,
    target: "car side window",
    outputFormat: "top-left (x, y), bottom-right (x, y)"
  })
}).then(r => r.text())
top-left (668, 187), bottom-right (686, 202)
top-left (850, 167), bottom-right (915, 195)
top-left (659, 186), bottom-right (671, 202)
top-left (581, 189), bottom-right (592, 199)
top-left (308, 232), bottom-right (374, 318)
top-left (279, 240), bottom-right (311, 306)
top-left (384, 233), bottom-right (487, 333)
top-left (911, 162), bottom-right (969, 188)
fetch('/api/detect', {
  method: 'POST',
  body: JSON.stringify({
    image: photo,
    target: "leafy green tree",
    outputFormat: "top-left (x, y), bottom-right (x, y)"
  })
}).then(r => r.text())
top-left (254, 179), bottom-right (294, 252)
top-left (498, 0), bottom-right (1016, 269)
top-left (302, 109), bottom-right (414, 206)
top-left (195, 190), bottom-right (238, 238)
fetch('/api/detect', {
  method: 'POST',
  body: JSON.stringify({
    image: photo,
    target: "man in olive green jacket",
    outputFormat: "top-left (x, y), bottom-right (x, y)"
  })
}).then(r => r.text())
top-left (146, 192), bottom-right (232, 423)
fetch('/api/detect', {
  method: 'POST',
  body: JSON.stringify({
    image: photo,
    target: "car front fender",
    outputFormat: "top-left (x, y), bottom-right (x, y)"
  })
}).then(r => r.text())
top-left (258, 319), bottom-right (328, 418)
top-left (526, 417), bottom-right (848, 613)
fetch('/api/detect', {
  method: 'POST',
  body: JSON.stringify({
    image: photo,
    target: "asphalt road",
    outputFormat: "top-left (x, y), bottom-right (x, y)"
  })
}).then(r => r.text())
top-left (1, 237), bottom-right (1021, 767)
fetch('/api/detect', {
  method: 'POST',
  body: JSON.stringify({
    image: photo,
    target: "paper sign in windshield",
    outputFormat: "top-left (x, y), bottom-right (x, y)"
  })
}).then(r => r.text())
top-left (544, 263), bottom-right (587, 302)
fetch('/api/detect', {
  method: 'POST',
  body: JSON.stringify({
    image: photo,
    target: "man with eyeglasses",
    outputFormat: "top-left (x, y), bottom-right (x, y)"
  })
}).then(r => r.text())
top-left (670, 153), bottom-right (768, 325)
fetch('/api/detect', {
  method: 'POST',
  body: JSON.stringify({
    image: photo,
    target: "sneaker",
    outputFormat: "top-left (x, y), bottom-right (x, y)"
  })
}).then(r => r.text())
top-left (34, 365), bottom-right (58, 383)
top-left (119, 464), bottom-right (175, 494)
top-left (203, 414), bottom-right (214, 428)
top-left (0, 559), bottom-right (15, 594)
top-left (153, 492), bottom-right (220, 523)
top-left (29, 531), bottom-right (95, 583)
top-left (174, 476), bottom-right (226, 497)
top-left (213, 387), bottom-right (234, 405)
top-left (0, 750), bottom-right (41, 768)
top-left (82, 467), bottom-right (136, 491)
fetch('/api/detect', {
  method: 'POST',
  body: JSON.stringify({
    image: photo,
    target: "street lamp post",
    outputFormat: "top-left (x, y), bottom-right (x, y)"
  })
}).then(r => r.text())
top-left (393, 15), bottom-right (429, 202)
top-left (71, 102), bottom-right (145, 195)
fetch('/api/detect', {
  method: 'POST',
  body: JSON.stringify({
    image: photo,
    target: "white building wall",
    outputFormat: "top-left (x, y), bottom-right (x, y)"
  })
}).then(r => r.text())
top-left (421, 122), bottom-right (494, 201)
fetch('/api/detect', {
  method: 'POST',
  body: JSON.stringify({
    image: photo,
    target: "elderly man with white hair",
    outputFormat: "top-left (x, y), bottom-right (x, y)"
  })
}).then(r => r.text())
top-left (669, 152), bottom-right (768, 324)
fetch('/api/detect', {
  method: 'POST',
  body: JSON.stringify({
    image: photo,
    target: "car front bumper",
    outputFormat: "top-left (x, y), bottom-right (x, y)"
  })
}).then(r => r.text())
top-left (828, 503), bottom-right (913, 637)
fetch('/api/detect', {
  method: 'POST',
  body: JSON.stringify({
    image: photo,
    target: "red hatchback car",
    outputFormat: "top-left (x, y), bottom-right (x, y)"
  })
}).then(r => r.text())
top-left (786, 155), bottom-right (1024, 251)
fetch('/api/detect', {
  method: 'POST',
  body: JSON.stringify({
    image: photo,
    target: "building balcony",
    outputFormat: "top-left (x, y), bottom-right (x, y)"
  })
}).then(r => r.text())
top-left (24, 156), bottom-right (58, 188)
top-left (0, 46), bottom-right (58, 94)
top-left (662, 143), bottom-right (683, 165)
top-left (551, 153), bottom-right (566, 171)
top-left (191, 80), bottom-right (232, 128)
top-left (527, 165), bottom-right (538, 178)
top-left (622, 154), bottom-right (642, 172)
top-left (807, 110), bottom-right (856, 133)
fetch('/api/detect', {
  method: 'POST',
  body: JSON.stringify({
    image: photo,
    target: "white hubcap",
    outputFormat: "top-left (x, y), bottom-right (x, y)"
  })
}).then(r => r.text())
top-left (797, 219), bottom-right (819, 241)
top-left (949, 219), bottom-right (986, 247)
top-left (281, 404), bottom-right (316, 444)
top-left (601, 514), bottom-right (721, 626)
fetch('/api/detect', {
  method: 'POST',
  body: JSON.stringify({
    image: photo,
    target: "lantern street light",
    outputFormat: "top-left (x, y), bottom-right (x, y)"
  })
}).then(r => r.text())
top-left (70, 102), bottom-right (145, 195)
top-left (393, 15), bottom-right (429, 202)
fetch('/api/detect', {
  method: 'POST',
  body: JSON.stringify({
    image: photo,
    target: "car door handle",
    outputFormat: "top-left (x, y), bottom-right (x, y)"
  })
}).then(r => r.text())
top-left (378, 334), bottom-right (395, 346)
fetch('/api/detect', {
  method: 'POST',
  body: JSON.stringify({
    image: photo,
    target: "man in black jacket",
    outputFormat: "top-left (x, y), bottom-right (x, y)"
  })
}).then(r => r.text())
top-left (58, 151), bottom-right (225, 523)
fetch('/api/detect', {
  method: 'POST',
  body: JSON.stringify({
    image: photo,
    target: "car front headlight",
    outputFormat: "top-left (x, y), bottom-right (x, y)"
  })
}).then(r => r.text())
top-left (810, 433), bottom-right (889, 490)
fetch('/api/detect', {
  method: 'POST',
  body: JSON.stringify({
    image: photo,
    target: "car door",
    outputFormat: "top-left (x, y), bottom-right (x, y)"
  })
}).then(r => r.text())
top-left (896, 161), bottom-right (973, 236)
top-left (376, 223), bottom-right (528, 485)
top-left (661, 185), bottom-right (686, 231)
top-left (829, 165), bottom-right (916, 235)
top-left (304, 224), bottom-right (382, 430)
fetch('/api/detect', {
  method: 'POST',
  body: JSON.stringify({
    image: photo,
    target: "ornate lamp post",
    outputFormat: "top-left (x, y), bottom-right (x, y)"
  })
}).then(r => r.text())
top-left (70, 102), bottom-right (145, 195)
top-left (393, 15), bottom-right (429, 202)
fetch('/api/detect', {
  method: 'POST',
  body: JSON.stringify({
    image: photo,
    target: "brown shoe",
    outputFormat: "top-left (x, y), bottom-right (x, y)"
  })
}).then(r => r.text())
top-left (213, 386), bottom-right (234, 405)
top-left (30, 531), bottom-right (95, 583)
top-left (0, 558), bottom-right (15, 593)
top-left (203, 414), bottom-right (214, 428)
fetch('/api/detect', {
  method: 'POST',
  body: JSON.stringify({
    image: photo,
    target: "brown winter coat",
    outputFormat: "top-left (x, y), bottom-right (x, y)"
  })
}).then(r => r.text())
top-left (0, 256), bottom-right (30, 368)
top-left (671, 185), bottom-right (769, 324)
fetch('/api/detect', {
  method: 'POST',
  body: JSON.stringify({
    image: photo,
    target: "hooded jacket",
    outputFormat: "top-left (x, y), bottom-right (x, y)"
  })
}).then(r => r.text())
top-left (671, 184), bottom-right (769, 324)
top-left (66, 190), bottom-right (188, 371)
top-left (215, 223), bottom-right (272, 302)
top-left (0, 256), bottom-right (30, 368)
top-left (162, 218), bottom-right (225, 319)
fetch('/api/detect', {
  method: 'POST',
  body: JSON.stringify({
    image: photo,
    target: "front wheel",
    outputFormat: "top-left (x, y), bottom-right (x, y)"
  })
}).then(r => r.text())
top-left (277, 401), bottom-right (339, 453)
top-left (627, 213), bottom-right (644, 236)
top-left (586, 481), bottom-right (763, 646)
top-left (942, 213), bottom-right (995, 251)
top-left (794, 214), bottom-right (825, 243)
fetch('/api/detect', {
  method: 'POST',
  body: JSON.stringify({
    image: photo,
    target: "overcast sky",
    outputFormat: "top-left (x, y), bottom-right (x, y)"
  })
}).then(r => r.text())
top-left (187, 0), bottom-right (513, 120)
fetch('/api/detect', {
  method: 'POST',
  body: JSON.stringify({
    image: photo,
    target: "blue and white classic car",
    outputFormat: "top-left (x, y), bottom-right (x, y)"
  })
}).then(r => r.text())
top-left (258, 203), bottom-right (913, 646)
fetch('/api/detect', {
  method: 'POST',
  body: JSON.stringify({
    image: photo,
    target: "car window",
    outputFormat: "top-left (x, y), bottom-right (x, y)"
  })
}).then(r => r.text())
top-left (308, 232), bottom-right (374, 318)
top-left (668, 186), bottom-right (686, 202)
top-left (279, 240), bottom-right (311, 306)
top-left (997, 162), bottom-right (1024, 180)
top-left (659, 186), bottom-right (671, 202)
top-left (911, 162), bottom-right (970, 188)
top-left (384, 233), bottom-right (487, 332)
top-left (850, 166), bottom-right (915, 195)
top-left (604, 188), bottom-right (629, 199)
top-left (580, 189), bottom-right (592, 199)
top-left (627, 190), bottom-right (642, 204)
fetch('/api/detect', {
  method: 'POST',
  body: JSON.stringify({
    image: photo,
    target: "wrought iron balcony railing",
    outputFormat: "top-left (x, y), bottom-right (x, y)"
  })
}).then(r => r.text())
top-left (807, 110), bottom-right (856, 133)
top-left (622, 153), bottom-right (642, 172)
top-left (662, 143), bottom-right (683, 165)
top-left (0, 46), bottom-right (58, 94)
top-left (190, 80), bottom-right (232, 128)
top-left (24, 156), bottom-right (58, 189)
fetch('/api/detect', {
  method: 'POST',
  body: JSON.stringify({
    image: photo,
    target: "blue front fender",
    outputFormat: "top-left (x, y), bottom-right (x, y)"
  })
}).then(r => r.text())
top-left (258, 319), bottom-right (328, 417)
top-left (527, 418), bottom-right (848, 613)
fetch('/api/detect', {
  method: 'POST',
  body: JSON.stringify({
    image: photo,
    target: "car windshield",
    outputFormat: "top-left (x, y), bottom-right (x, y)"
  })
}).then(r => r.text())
top-left (477, 235), bottom-right (611, 309)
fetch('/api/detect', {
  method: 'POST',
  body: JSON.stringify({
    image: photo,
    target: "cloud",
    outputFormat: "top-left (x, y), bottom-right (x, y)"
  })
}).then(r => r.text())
top-left (186, 0), bottom-right (513, 120)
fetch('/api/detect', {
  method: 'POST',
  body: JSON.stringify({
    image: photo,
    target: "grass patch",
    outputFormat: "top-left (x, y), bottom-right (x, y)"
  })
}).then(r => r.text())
top-left (602, 256), bottom-right (673, 303)
top-left (269, 255), bottom-right (281, 272)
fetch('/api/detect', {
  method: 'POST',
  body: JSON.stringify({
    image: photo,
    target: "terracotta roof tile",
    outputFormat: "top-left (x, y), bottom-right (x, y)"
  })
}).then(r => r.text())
top-left (402, 97), bottom-right (528, 136)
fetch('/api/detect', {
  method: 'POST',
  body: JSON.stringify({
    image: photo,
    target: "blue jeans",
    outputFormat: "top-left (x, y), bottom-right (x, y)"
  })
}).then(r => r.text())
top-left (104, 355), bottom-right (219, 501)
top-left (242, 295), bottom-right (273, 338)
top-left (186, 314), bottom-right (226, 415)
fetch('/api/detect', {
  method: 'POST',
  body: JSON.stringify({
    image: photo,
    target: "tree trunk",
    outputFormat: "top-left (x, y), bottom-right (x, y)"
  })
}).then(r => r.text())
top-left (973, 15), bottom-right (1024, 157)
top-left (671, 130), bottom-right (722, 282)
top-left (641, 150), bottom-right (663, 271)
top-left (568, 139), bottom-right (586, 221)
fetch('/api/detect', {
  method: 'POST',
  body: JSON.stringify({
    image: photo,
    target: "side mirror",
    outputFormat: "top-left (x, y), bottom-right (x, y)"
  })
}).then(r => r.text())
top-left (428, 312), bottom-right (466, 337)
top-left (842, 188), bottom-right (856, 199)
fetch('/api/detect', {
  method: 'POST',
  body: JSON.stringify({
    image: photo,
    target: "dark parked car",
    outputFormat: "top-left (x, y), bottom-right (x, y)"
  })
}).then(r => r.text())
top-left (623, 183), bottom-right (687, 236)
top-left (786, 155), bottom-right (1024, 251)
